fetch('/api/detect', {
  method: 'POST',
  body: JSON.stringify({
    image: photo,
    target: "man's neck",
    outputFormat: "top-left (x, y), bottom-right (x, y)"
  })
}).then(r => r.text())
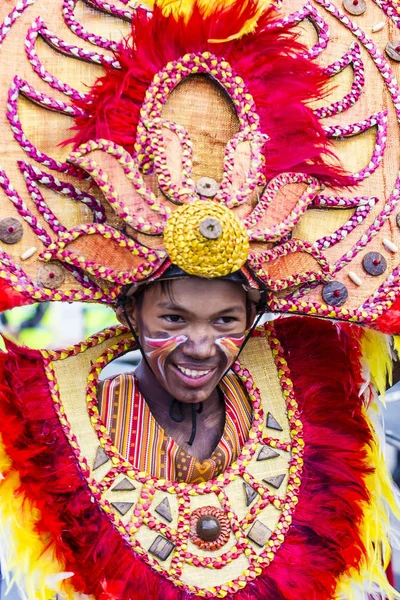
top-left (134, 359), bottom-right (225, 461)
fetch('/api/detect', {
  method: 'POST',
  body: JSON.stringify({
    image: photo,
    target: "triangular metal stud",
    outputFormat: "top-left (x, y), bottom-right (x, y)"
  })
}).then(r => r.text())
top-left (155, 497), bottom-right (173, 523)
top-left (93, 446), bottom-right (110, 470)
top-left (112, 478), bottom-right (136, 492)
top-left (263, 474), bottom-right (286, 490)
top-left (257, 446), bottom-right (280, 461)
top-left (244, 482), bottom-right (258, 506)
top-left (111, 502), bottom-right (134, 516)
top-left (266, 412), bottom-right (283, 431)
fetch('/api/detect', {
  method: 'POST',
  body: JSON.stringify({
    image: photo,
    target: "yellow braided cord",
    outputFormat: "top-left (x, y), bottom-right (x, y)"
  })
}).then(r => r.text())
top-left (0, 437), bottom-right (77, 600)
top-left (335, 407), bottom-right (400, 599)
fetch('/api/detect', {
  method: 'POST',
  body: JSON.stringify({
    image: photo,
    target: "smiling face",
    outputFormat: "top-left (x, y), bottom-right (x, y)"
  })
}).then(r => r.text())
top-left (120, 278), bottom-right (250, 404)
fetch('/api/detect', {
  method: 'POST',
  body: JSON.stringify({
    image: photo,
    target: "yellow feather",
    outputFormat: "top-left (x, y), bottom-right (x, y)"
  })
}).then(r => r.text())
top-left (361, 329), bottom-right (392, 400)
top-left (335, 408), bottom-right (400, 599)
top-left (0, 437), bottom-right (78, 600)
top-left (145, 0), bottom-right (273, 40)
top-left (393, 335), bottom-right (400, 360)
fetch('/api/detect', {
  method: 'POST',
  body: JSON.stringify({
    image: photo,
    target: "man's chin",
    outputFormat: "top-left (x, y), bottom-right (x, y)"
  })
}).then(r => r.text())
top-left (166, 371), bottom-right (224, 404)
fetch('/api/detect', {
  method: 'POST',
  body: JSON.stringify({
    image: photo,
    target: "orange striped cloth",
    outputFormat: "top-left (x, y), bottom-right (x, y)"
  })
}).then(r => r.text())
top-left (99, 372), bottom-right (252, 484)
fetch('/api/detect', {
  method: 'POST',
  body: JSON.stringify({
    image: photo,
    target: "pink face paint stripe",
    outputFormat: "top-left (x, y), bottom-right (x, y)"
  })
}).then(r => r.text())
top-left (144, 335), bottom-right (188, 349)
top-left (144, 335), bottom-right (188, 380)
top-left (216, 336), bottom-right (246, 369)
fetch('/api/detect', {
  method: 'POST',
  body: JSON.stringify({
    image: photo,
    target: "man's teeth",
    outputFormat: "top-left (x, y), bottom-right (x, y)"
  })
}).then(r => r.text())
top-left (177, 366), bottom-right (211, 378)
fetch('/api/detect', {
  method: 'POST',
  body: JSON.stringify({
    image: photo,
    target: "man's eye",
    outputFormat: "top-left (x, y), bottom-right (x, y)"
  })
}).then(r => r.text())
top-left (163, 315), bottom-right (185, 323)
top-left (215, 316), bottom-right (238, 325)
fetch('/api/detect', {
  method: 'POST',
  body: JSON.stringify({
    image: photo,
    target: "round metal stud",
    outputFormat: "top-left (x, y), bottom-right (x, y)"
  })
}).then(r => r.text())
top-left (362, 251), bottom-right (387, 277)
top-left (0, 217), bottom-right (23, 244)
top-left (199, 217), bottom-right (223, 240)
top-left (385, 41), bottom-right (400, 63)
top-left (396, 212), bottom-right (400, 229)
top-left (196, 515), bottom-right (222, 543)
top-left (322, 281), bottom-right (349, 307)
top-left (343, 0), bottom-right (366, 15)
top-left (38, 263), bottom-right (65, 289)
top-left (196, 177), bottom-right (220, 198)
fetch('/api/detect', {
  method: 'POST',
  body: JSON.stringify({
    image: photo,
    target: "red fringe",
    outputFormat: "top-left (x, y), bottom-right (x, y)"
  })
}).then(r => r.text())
top-left (374, 299), bottom-right (400, 334)
top-left (0, 317), bottom-right (373, 599)
top-left (71, 3), bottom-right (349, 187)
top-left (0, 279), bottom-right (32, 311)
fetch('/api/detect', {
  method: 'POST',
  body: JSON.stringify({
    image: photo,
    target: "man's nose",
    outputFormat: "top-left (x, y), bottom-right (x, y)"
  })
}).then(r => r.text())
top-left (183, 328), bottom-right (217, 359)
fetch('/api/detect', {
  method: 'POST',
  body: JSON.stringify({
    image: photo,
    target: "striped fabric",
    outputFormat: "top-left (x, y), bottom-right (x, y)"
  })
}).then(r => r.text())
top-left (100, 372), bottom-right (252, 484)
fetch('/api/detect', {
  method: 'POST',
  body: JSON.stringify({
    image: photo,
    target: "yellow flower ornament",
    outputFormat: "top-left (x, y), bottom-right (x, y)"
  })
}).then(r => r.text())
top-left (163, 201), bottom-right (249, 277)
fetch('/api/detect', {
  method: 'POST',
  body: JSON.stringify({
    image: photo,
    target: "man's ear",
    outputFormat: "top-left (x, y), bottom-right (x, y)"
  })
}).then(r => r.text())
top-left (116, 299), bottom-right (137, 329)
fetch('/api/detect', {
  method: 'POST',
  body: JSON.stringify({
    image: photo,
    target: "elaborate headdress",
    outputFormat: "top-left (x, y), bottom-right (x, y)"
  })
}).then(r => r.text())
top-left (0, 0), bottom-right (400, 332)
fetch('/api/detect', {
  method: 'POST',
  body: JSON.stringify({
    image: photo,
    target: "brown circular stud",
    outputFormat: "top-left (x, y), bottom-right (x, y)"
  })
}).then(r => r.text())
top-left (190, 506), bottom-right (230, 551)
top-left (322, 282), bottom-right (348, 307)
top-left (362, 251), bottom-right (387, 277)
top-left (199, 217), bottom-right (223, 240)
top-left (0, 217), bottom-right (23, 244)
top-left (343, 0), bottom-right (366, 15)
top-left (396, 212), bottom-right (400, 229)
top-left (386, 41), bottom-right (400, 63)
top-left (38, 263), bottom-right (65, 289)
top-left (196, 515), bottom-right (222, 542)
top-left (196, 177), bottom-right (220, 198)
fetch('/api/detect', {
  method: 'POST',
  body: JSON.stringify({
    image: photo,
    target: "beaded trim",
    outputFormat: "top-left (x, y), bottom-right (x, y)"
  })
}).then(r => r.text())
top-left (19, 160), bottom-right (106, 226)
top-left (41, 223), bottom-right (167, 284)
top-left (25, 17), bottom-right (87, 100)
top-left (38, 19), bottom-right (120, 68)
top-left (62, 0), bottom-right (121, 51)
top-left (315, 42), bottom-right (365, 120)
top-left (69, 138), bottom-right (170, 233)
top-left (134, 51), bottom-right (261, 174)
top-left (41, 323), bottom-right (304, 598)
top-left (244, 173), bottom-right (321, 242)
top-left (249, 240), bottom-right (331, 292)
top-left (0, 0), bottom-right (37, 50)
top-left (7, 77), bottom-right (80, 175)
top-left (323, 112), bottom-right (388, 184)
top-left (269, 3), bottom-right (330, 59)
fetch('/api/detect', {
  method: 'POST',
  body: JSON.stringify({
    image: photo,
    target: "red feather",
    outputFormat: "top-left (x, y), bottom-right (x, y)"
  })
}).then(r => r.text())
top-left (0, 279), bottom-right (31, 311)
top-left (71, 3), bottom-right (349, 187)
top-left (0, 317), bottom-right (376, 599)
top-left (374, 298), bottom-right (400, 334)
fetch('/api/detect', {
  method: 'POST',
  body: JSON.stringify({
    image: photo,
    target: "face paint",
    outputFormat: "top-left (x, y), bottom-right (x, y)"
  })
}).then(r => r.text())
top-left (144, 335), bottom-right (188, 380)
top-left (215, 335), bottom-right (245, 368)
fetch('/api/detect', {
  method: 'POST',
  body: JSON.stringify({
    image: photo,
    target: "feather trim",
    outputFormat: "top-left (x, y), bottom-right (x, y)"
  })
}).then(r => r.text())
top-left (360, 329), bottom-right (393, 401)
top-left (335, 406), bottom-right (400, 600)
top-left (0, 437), bottom-right (76, 600)
top-left (148, 0), bottom-right (273, 38)
top-left (393, 336), bottom-right (400, 360)
top-left (374, 299), bottom-right (400, 335)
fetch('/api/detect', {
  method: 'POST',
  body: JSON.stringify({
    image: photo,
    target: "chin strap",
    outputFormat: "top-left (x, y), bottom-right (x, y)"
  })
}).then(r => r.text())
top-left (187, 402), bottom-right (203, 447)
top-left (169, 398), bottom-right (185, 423)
